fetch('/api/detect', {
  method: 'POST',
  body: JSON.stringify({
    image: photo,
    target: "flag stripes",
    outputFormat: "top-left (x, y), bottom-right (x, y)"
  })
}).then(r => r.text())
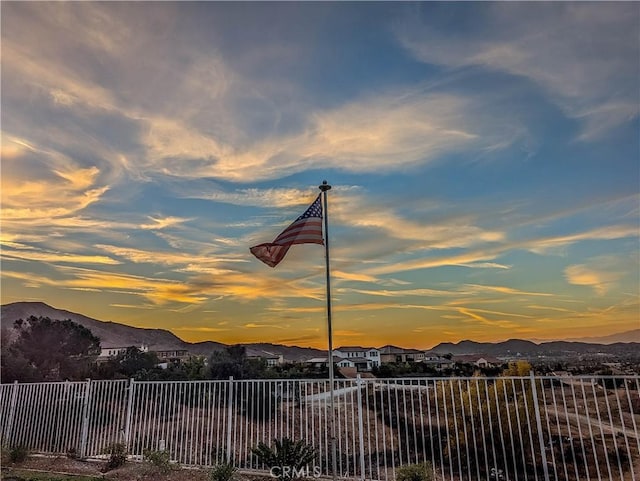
top-left (250, 194), bottom-right (324, 267)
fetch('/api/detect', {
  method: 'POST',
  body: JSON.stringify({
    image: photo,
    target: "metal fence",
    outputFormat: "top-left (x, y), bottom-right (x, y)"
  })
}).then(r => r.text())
top-left (1, 374), bottom-right (639, 481)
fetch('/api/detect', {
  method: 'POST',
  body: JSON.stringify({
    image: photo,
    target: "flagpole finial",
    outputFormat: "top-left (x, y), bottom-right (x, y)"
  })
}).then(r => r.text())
top-left (319, 180), bottom-right (331, 192)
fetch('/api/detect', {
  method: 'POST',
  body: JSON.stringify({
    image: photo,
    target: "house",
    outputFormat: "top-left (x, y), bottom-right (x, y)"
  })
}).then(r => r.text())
top-left (332, 357), bottom-right (373, 372)
top-left (421, 353), bottom-right (455, 371)
top-left (378, 345), bottom-right (405, 363)
top-left (247, 354), bottom-right (285, 367)
top-left (334, 346), bottom-right (380, 367)
top-left (379, 345), bottom-right (424, 363)
top-left (404, 349), bottom-right (425, 362)
top-left (306, 356), bottom-right (346, 369)
top-left (305, 355), bottom-right (373, 372)
top-left (452, 355), bottom-right (501, 368)
top-left (98, 344), bottom-right (148, 361)
top-left (152, 347), bottom-right (190, 361)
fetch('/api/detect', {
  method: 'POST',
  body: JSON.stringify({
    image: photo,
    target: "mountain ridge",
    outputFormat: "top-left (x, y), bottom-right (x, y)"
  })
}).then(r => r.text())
top-left (2, 302), bottom-right (638, 360)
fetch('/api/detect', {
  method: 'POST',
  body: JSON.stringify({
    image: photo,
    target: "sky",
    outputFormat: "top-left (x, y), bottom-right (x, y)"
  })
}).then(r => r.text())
top-left (1, 2), bottom-right (639, 350)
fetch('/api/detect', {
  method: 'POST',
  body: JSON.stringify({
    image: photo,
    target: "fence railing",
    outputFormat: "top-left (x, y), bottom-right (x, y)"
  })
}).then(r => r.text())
top-left (1, 374), bottom-right (639, 481)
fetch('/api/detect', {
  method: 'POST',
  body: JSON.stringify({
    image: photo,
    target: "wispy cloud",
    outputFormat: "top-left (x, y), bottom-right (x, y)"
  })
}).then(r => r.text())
top-left (565, 262), bottom-right (624, 295)
top-left (396, 3), bottom-right (639, 139)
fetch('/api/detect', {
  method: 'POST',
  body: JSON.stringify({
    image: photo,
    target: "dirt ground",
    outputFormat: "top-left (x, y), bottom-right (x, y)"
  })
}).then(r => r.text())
top-left (1, 455), bottom-right (275, 481)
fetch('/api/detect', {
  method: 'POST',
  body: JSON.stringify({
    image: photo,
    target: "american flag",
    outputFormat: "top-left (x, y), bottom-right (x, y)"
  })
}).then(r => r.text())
top-left (250, 194), bottom-right (324, 267)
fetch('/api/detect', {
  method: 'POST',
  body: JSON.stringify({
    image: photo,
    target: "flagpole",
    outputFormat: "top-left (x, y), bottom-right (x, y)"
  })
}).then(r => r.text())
top-left (319, 180), bottom-right (337, 481)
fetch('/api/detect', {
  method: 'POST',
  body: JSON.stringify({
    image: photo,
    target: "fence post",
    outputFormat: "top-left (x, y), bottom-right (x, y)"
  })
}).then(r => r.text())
top-left (226, 376), bottom-right (234, 464)
top-left (4, 380), bottom-right (19, 445)
top-left (123, 378), bottom-right (136, 449)
top-left (79, 379), bottom-right (93, 458)
top-left (356, 375), bottom-right (366, 481)
top-left (530, 371), bottom-right (550, 481)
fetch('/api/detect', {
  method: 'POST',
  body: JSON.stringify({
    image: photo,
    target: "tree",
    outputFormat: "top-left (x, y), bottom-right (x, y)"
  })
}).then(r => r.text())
top-left (1, 327), bottom-right (39, 382)
top-left (503, 360), bottom-right (532, 376)
top-left (92, 346), bottom-right (160, 380)
top-left (208, 345), bottom-right (268, 380)
top-left (2, 316), bottom-right (101, 382)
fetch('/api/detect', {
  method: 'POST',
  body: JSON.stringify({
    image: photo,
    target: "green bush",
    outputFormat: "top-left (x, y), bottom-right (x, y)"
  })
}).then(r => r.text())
top-left (102, 442), bottom-right (127, 471)
top-left (209, 462), bottom-right (238, 481)
top-left (396, 462), bottom-right (435, 481)
top-left (252, 438), bottom-right (316, 481)
top-left (143, 449), bottom-right (177, 473)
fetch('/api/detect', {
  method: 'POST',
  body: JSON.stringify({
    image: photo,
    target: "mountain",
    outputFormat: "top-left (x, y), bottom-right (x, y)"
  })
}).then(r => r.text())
top-left (569, 329), bottom-right (640, 344)
top-left (429, 339), bottom-right (539, 356)
top-left (1, 302), bottom-right (187, 350)
top-left (430, 337), bottom-right (640, 357)
top-left (0, 302), bottom-right (323, 361)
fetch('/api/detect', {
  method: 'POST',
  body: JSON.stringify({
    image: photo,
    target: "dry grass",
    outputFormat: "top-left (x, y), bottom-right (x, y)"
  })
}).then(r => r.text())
top-left (1, 456), bottom-right (274, 481)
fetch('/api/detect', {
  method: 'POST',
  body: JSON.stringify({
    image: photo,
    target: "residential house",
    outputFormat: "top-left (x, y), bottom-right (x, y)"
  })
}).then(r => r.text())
top-left (98, 344), bottom-right (148, 362)
top-left (452, 354), bottom-right (501, 368)
top-left (247, 354), bottom-right (285, 367)
top-left (337, 357), bottom-right (373, 372)
top-left (422, 353), bottom-right (455, 371)
top-left (334, 346), bottom-right (380, 367)
top-left (379, 345), bottom-right (402, 363)
top-left (379, 345), bottom-right (423, 363)
top-left (152, 347), bottom-right (190, 361)
top-left (306, 356), bottom-right (346, 369)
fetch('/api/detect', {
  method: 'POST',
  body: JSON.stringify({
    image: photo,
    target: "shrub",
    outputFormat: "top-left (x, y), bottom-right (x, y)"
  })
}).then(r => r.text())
top-left (103, 442), bottom-right (127, 471)
top-left (396, 462), bottom-right (434, 481)
top-left (8, 444), bottom-right (29, 464)
top-left (210, 462), bottom-right (238, 481)
top-left (143, 449), bottom-right (177, 473)
top-left (252, 438), bottom-right (316, 481)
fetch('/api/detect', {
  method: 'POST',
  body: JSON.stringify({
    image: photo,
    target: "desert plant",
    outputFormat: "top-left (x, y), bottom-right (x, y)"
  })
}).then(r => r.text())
top-left (396, 462), bottom-right (435, 481)
top-left (210, 462), bottom-right (238, 481)
top-left (252, 438), bottom-right (317, 481)
top-left (103, 442), bottom-right (127, 471)
top-left (143, 449), bottom-right (177, 473)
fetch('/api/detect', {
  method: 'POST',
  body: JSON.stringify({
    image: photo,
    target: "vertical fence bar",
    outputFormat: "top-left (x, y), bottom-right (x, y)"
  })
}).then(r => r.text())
top-left (226, 376), bottom-right (234, 464)
top-left (4, 380), bottom-right (19, 445)
top-left (79, 379), bottom-right (92, 458)
top-left (356, 375), bottom-right (365, 481)
top-left (123, 378), bottom-right (135, 449)
top-left (530, 372), bottom-right (550, 481)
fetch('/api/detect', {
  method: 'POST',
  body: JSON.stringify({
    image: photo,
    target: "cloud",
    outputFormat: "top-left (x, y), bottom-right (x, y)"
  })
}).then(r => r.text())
top-left (397, 3), bottom-right (639, 139)
top-left (3, 2), bottom-right (523, 184)
top-left (244, 323), bottom-right (284, 329)
top-left (185, 187), bottom-right (320, 208)
top-left (345, 288), bottom-right (460, 298)
top-left (172, 326), bottom-right (231, 333)
top-left (527, 226), bottom-right (639, 255)
top-left (140, 216), bottom-right (194, 230)
top-left (363, 224), bottom-right (638, 276)
top-left (565, 263), bottom-right (623, 296)
top-left (136, 88), bottom-right (521, 183)
top-left (1, 250), bottom-right (120, 266)
top-left (464, 284), bottom-right (554, 297)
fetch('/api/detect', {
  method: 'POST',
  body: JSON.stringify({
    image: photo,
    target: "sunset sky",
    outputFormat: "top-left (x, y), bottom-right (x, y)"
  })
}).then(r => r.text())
top-left (2, 2), bottom-right (638, 349)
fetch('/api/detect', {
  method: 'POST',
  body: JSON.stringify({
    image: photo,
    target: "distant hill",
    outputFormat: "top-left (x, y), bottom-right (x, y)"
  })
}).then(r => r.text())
top-left (430, 337), bottom-right (640, 357)
top-left (1, 302), bottom-right (187, 350)
top-left (569, 329), bottom-right (640, 344)
top-left (0, 302), bottom-right (324, 361)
